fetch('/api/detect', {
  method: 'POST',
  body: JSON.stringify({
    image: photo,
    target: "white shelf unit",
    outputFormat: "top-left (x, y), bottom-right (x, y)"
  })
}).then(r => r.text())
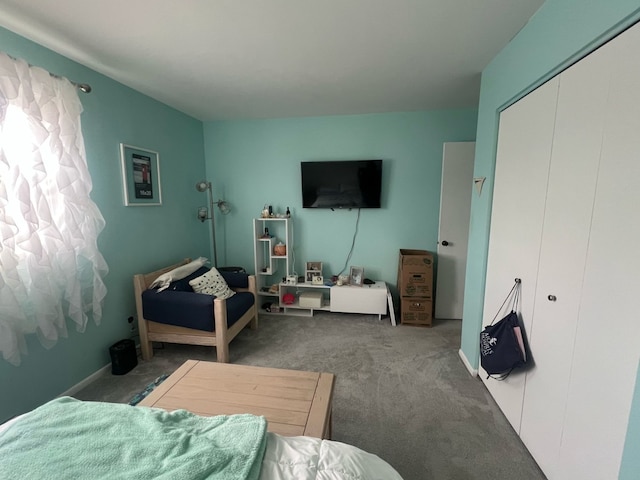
top-left (253, 217), bottom-right (292, 315)
top-left (252, 217), bottom-right (391, 321)
top-left (279, 281), bottom-right (389, 320)
top-left (279, 282), bottom-right (331, 317)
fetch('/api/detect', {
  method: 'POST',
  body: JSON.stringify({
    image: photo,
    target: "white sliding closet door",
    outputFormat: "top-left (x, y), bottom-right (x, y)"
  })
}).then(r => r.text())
top-left (480, 76), bottom-right (559, 430)
top-left (483, 20), bottom-right (640, 480)
top-left (557, 24), bottom-right (640, 479)
top-left (518, 34), bottom-right (614, 478)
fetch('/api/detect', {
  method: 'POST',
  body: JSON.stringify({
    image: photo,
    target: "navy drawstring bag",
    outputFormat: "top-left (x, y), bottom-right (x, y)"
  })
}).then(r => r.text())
top-left (480, 280), bottom-right (527, 380)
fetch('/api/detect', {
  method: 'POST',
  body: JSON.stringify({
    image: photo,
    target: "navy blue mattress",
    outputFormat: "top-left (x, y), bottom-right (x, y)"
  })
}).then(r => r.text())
top-left (141, 267), bottom-right (254, 332)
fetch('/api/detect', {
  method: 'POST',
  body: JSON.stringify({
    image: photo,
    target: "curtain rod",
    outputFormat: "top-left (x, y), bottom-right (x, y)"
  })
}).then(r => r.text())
top-left (52, 73), bottom-right (92, 93)
top-left (5, 53), bottom-right (92, 93)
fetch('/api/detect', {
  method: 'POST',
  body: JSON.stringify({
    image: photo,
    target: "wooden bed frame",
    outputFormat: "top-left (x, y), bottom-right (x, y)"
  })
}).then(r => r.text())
top-left (133, 258), bottom-right (258, 363)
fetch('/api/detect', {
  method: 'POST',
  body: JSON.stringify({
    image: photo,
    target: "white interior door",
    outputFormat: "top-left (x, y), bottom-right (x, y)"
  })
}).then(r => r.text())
top-left (435, 142), bottom-right (475, 320)
top-left (480, 76), bottom-right (559, 431)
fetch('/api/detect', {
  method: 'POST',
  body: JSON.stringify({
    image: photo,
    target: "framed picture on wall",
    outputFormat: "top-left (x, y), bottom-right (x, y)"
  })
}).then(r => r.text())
top-left (119, 144), bottom-right (162, 206)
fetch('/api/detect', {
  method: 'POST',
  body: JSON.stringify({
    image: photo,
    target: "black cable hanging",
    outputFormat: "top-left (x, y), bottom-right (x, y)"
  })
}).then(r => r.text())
top-left (337, 208), bottom-right (361, 276)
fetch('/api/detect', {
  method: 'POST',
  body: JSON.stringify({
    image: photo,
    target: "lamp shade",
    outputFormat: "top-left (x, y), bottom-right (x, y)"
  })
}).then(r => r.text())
top-left (195, 181), bottom-right (210, 192)
top-left (218, 201), bottom-right (231, 215)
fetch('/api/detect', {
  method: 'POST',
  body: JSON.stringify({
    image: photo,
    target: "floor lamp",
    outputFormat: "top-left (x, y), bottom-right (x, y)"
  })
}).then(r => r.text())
top-left (196, 181), bottom-right (230, 267)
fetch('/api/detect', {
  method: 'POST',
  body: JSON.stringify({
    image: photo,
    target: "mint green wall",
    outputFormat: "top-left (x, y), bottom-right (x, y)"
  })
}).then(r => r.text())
top-left (621, 361), bottom-right (640, 479)
top-left (458, 1), bottom-right (640, 477)
top-left (203, 111), bottom-right (477, 288)
top-left (0, 27), bottom-right (208, 422)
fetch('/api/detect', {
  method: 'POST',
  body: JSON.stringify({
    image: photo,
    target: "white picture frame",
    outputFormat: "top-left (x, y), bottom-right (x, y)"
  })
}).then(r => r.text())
top-left (349, 266), bottom-right (364, 287)
top-left (120, 143), bottom-right (162, 206)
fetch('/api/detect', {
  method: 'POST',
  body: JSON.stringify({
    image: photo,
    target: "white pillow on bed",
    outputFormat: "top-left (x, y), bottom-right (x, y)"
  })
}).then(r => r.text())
top-left (148, 257), bottom-right (208, 292)
top-left (189, 267), bottom-right (236, 299)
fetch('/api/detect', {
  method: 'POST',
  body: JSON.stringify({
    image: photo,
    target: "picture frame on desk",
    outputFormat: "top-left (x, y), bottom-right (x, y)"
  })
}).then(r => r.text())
top-left (306, 271), bottom-right (322, 283)
top-left (349, 266), bottom-right (364, 287)
top-left (306, 262), bottom-right (323, 272)
top-left (305, 261), bottom-right (323, 284)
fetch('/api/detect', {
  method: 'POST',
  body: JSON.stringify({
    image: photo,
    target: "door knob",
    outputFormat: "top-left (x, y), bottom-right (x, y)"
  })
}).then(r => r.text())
top-left (548, 295), bottom-right (557, 302)
top-left (441, 240), bottom-right (449, 246)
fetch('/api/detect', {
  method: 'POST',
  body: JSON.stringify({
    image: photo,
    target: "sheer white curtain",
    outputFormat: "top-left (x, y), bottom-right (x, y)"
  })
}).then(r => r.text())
top-left (0, 53), bottom-right (108, 366)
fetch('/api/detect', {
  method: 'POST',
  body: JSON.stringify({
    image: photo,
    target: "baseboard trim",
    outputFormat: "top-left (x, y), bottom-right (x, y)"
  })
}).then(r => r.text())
top-left (58, 363), bottom-right (111, 397)
top-left (458, 349), bottom-right (478, 377)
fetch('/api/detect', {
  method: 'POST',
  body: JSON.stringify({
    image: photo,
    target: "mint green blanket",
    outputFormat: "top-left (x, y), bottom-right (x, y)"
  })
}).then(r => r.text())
top-left (0, 397), bottom-right (267, 480)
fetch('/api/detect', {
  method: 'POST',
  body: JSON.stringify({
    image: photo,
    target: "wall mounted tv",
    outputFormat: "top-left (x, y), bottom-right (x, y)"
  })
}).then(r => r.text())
top-left (301, 159), bottom-right (382, 209)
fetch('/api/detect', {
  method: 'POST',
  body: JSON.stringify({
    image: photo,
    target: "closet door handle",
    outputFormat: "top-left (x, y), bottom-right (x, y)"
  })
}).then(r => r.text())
top-left (441, 240), bottom-right (449, 246)
top-left (548, 295), bottom-right (557, 302)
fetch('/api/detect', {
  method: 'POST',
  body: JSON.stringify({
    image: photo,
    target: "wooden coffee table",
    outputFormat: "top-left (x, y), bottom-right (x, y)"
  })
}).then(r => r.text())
top-left (139, 359), bottom-right (335, 439)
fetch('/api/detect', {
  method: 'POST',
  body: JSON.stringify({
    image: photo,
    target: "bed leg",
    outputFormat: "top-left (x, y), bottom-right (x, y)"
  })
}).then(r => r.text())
top-left (216, 344), bottom-right (230, 363)
top-left (214, 299), bottom-right (230, 363)
top-left (140, 335), bottom-right (153, 360)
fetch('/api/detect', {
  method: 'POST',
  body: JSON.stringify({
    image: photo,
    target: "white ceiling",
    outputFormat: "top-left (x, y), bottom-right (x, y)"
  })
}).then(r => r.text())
top-left (0, 0), bottom-right (543, 121)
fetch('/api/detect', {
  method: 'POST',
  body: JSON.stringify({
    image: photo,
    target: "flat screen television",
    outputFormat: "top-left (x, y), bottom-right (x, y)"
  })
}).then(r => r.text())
top-left (301, 159), bottom-right (382, 209)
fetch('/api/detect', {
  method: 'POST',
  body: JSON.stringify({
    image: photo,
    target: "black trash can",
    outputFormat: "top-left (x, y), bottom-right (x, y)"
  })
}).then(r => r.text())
top-left (109, 339), bottom-right (137, 375)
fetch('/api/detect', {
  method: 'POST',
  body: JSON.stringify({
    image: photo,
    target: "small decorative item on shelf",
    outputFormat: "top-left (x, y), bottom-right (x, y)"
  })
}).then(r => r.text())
top-left (273, 242), bottom-right (286, 256)
top-left (260, 227), bottom-right (271, 239)
top-left (305, 261), bottom-right (323, 283)
top-left (261, 204), bottom-right (274, 218)
top-left (312, 275), bottom-right (324, 285)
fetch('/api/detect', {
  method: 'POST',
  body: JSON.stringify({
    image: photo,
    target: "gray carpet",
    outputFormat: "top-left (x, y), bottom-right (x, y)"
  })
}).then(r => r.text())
top-left (74, 314), bottom-right (545, 480)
